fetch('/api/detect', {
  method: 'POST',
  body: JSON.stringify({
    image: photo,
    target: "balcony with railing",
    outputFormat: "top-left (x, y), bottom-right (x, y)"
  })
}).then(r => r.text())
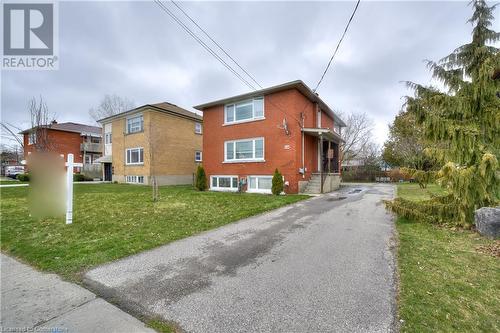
top-left (80, 142), bottom-right (102, 152)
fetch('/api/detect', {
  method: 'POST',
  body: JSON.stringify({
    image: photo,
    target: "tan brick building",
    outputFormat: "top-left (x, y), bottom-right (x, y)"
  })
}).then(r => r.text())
top-left (97, 102), bottom-right (203, 185)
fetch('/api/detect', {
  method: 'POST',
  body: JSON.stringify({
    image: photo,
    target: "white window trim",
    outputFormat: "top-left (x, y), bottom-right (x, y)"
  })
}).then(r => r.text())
top-left (224, 97), bottom-right (265, 125)
top-left (195, 151), bottom-right (202, 162)
top-left (224, 137), bottom-right (265, 163)
top-left (195, 122), bottom-right (202, 134)
top-left (28, 132), bottom-right (36, 145)
top-left (126, 114), bottom-right (144, 134)
top-left (105, 132), bottom-right (112, 144)
top-left (210, 175), bottom-right (239, 192)
top-left (126, 175), bottom-right (145, 184)
top-left (125, 147), bottom-right (144, 165)
top-left (247, 175), bottom-right (273, 194)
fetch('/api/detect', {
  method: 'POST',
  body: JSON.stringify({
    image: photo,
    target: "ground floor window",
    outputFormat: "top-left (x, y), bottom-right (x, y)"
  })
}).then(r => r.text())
top-left (126, 147), bottom-right (144, 165)
top-left (126, 175), bottom-right (144, 184)
top-left (247, 175), bottom-right (273, 193)
top-left (211, 175), bottom-right (238, 191)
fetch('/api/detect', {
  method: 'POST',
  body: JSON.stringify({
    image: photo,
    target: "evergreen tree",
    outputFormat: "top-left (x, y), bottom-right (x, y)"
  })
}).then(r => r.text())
top-left (195, 165), bottom-right (207, 191)
top-left (272, 169), bottom-right (284, 195)
top-left (387, 0), bottom-right (499, 227)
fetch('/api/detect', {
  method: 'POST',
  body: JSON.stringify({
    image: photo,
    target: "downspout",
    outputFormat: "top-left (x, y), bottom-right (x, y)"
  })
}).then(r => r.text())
top-left (301, 112), bottom-right (305, 179)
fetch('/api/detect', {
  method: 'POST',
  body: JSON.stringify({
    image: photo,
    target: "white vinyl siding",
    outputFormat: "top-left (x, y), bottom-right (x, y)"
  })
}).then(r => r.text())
top-left (210, 175), bottom-right (239, 191)
top-left (224, 137), bottom-right (264, 162)
top-left (247, 176), bottom-right (273, 193)
top-left (195, 151), bottom-right (202, 162)
top-left (127, 115), bottom-right (143, 134)
top-left (126, 175), bottom-right (144, 184)
top-left (125, 147), bottom-right (144, 165)
top-left (224, 97), bottom-right (264, 124)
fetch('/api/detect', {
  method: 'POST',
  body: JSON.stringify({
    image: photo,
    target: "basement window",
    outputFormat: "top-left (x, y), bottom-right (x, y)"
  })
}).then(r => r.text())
top-left (210, 175), bottom-right (238, 191)
top-left (247, 176), bottom-right (272, 194)
top-left (126, 175), bottom-right (144, 184)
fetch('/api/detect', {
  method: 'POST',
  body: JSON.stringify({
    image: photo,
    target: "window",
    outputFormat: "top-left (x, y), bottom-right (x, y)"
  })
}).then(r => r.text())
top-left (225, 138), bottom-right (264, 162)
top-left (126, 147), bottom-right (144, 165)
top-left (195, 151), bottom-right (202, 162)
top-left (28, 132), bottom-right (36, 145)
top-left (195, 122), bottom-right (202, 134)
top-left (127, 115), bottom-right (143, 133)
top-left (126, 175), bottom-right (144, 184)
top-left (211, 175), bottom-right (238, 191)
top-left (224, 97), bottom-right (264, 124)
top-left (247, 176), bottom-right (273, 193)
top-left (84, 155), bottom-right (92, 165)
top-left (91, 136), bottom-right (101, 144)
top-left (105, 133), bottom-right (112, 144)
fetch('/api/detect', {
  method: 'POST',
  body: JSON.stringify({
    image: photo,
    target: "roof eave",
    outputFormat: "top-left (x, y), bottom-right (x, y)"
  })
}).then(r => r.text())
top-left (193, 80), bottom-right (347, 127)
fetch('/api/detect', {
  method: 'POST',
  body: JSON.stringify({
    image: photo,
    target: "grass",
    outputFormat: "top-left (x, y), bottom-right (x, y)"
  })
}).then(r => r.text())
top-left (1, 184), bottom-right (307, 281)
top-left (396, 183), bottom-right (500, 332)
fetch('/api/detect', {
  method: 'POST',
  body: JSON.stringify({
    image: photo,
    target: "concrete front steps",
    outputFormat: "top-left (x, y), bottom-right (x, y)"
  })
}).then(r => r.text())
top-left (302, 173), bottom-right (341, 194)
top-left (303, 174), bottom-right (322, 194)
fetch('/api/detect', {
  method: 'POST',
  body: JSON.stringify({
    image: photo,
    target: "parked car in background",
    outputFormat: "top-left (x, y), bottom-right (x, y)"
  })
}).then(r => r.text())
top-left (5, 165), bottom-right (25, 179)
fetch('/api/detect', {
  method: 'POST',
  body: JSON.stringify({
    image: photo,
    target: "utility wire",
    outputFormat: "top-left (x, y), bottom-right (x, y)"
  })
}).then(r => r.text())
top-left (153, 0), bottom-right (257, 91)
top-left (313, 0), bottom-right (361, 92)
top-left (170, 0), bottom-right (262, 89)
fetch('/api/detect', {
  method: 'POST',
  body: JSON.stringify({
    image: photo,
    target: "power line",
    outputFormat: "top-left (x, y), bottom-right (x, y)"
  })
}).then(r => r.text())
top-left (153, 0), bottom-right (257, 91)
top-left (313, 0), bottom-right (361, 92)
top-left (169, 0), bottom-right (262, 89)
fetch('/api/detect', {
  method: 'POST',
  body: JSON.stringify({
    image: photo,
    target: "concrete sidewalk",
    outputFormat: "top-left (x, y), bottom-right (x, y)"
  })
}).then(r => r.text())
top-left (0, 254), bottom-right (154, 332)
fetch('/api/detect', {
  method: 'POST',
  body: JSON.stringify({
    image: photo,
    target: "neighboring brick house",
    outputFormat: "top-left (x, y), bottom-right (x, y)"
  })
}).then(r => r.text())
top-left (194, 80), bottom-right (346, 194)
top-left (97, 102), bottom-right (203, 185)
top-left (21, 121), bottom-right (102, 168)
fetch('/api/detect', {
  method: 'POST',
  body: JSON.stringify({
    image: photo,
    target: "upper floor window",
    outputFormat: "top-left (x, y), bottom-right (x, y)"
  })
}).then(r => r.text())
top-left (224, 97), bottom-right (264, 124)
top-left (105, 133), bottom-right (112, 144)
top-left (90, 136), bottom-right (101, 144)
top-left (195, 151), bottom-right (202, 162)
top-left (127, 115), bottom-right (143, 134)
top-left (126, 147), bottom-right (144, 165)
top-left (195, 122), bottom-right (202, 134)
top-left (225, 137), bottom-right (264, 162)
top-left (28, 132), bottom-right (36, 145)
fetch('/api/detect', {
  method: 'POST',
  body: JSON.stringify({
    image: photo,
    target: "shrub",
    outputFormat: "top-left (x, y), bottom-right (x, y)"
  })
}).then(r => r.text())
top-left (16, 173), bottom-right (30, 182)
top-left (73, 174), bottom-right (86, 182)
top-left (195, 165), bottom-right (207, 191)
top-left (271, 168), bottom-right (284, 195)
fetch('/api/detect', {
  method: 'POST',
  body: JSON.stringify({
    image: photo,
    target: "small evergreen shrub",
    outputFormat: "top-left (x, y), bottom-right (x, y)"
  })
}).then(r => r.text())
top-left (73, 174), bottom-right (85, 182)
top-left (16, 173), bottom-right (30, 182)
top-left (271, 168), bottom-right (284, 195)
top-left (195, 165), bottom-right (207, 191)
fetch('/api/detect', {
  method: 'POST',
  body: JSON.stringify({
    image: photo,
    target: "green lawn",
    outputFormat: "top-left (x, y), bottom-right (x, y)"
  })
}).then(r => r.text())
top-left (396, 183), bottom-right (500, 332)
top-left (1, 184), bottom-right (307, 280)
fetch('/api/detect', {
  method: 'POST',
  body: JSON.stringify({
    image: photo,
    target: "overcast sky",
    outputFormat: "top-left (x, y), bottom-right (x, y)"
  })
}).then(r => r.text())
top-left (1, 1), bottom-right (498, 146)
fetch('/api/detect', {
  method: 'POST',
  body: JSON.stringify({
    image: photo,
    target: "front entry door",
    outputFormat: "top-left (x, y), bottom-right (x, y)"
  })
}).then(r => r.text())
top-left (104, 163), bottom-right (112, 181)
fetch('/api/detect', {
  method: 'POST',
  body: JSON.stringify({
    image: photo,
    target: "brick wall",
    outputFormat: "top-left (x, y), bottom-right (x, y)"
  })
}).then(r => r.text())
top-left (202, 88), bottom-right (320, 193)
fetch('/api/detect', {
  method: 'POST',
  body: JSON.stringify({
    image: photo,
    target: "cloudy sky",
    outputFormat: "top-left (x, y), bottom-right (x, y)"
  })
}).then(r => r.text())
top-left (2, 0), bottom-right (498, 146)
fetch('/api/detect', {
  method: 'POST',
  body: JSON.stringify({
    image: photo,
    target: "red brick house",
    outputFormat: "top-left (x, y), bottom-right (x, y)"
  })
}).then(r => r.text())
top-left (194, 80), bottom-right (345, 194)
top-left (21, 121), bottom-right (102, 171)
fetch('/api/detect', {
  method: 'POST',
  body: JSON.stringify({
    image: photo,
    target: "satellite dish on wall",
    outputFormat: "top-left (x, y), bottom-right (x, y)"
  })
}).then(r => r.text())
top-left (280, 117), bottom-right (290, 136)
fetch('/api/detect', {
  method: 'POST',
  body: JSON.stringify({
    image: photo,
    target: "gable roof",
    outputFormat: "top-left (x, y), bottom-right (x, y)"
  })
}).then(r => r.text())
top-left (20, 122), bottom-right (101, 135)
top-left (98, 102), bottom-right (202, 123)
top-left (193, 80), bottom-right (346, 127)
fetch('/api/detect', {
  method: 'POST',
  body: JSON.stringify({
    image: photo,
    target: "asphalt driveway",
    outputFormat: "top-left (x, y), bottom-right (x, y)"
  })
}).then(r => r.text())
top-left (85, 184), bottom-right (397, 333)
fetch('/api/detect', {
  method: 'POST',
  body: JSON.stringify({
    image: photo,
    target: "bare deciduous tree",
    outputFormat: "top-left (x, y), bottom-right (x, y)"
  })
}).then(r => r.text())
top-left (0, 122), bottom-right (24, 149)
top-left (29, 96), bottom-right (55, 152)
top-left (339, 112), bottom-right (374, 164)
top-left (89, 94), bottom-right (135, 122)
